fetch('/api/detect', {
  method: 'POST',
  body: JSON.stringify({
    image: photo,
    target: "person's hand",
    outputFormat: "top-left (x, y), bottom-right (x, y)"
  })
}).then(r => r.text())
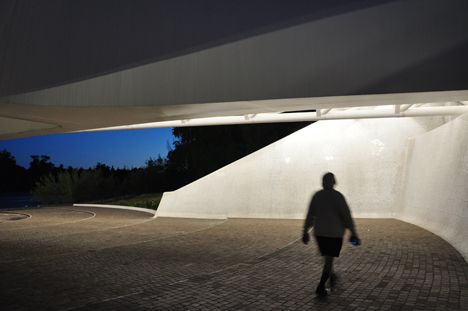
top-left (302, 231), bottom-right (310, 244)
top-left (350, 236), bottom-right (361, 246)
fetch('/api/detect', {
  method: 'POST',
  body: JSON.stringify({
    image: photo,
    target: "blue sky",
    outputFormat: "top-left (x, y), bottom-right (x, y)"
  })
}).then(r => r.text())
top-left (0, 128), bottom-right (175, 169)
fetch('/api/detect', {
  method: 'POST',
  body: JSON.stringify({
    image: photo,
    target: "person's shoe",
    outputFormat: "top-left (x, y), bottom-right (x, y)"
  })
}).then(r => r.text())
top-left (315, 285), bottom-right (328, 296)
top-left (330, 273), bottom-right (339, 288)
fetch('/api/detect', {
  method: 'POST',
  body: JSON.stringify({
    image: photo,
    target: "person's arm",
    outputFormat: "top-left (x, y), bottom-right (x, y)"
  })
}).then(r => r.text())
top-left (304, 196), bottom-right (316, 232)
top-left (302, 196), bottom-right (316, 244)
top-left (339, 195), bottom-right (356, 234)
top-left (339, 194), bottom-right (361, 245)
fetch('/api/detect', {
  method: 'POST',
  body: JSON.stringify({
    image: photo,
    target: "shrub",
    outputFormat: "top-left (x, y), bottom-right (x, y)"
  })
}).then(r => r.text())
top-left (32, 170), bottom-right (117, 204)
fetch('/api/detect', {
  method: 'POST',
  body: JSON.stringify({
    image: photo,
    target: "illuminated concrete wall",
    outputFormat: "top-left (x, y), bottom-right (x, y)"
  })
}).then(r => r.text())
top-left (157, 111), bottom-right (468, 259)
top-left (157, 114), bottom-right (445, 219)
top-left (399, 112), bottom-right (468, 261)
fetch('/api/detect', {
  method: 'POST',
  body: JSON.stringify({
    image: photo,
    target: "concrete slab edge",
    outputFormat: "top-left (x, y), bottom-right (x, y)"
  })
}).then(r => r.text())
top-left (155, 211), bottom-right (227, 220)
top-left (73, 204), bottom-right (157, 218)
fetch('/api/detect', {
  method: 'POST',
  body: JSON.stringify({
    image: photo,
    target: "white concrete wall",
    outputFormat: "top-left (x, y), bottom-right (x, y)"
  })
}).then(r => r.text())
top-left (399, 112), bottom-right (468, 261)
top-left (157, 111), bottom-right (468, 260)
top-left (157, 114), bottom-right (444, 219)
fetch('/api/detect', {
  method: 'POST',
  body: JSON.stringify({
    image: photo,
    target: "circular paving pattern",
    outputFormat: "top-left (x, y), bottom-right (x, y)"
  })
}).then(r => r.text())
top-left (0, 211), bottom-right (31, 223)
top-left (0, 206), bottom-right (467, 310)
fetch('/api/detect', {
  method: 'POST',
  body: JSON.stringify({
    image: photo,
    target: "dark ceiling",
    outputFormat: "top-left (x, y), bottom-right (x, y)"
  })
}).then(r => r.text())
top-left (0, 0), bottom-right (400, 96)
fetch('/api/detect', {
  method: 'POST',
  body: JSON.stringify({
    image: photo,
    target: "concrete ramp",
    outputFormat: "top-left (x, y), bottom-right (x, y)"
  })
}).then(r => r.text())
top-left (157, 115), bottom-right (445, 219)
top-left (157, 111), bottom-right (468, 260)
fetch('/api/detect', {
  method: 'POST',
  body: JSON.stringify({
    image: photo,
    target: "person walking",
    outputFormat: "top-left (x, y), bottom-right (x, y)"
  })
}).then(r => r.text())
top-left (302, 172), bottom-right (361, 296)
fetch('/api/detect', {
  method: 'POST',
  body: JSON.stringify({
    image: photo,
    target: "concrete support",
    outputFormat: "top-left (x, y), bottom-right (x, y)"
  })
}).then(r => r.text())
top-left (157, 111), bottom-right (468, 261)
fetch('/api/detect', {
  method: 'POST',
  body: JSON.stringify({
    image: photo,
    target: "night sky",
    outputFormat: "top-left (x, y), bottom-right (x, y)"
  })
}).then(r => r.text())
top-left (0, 128), bottom-right (174, 170)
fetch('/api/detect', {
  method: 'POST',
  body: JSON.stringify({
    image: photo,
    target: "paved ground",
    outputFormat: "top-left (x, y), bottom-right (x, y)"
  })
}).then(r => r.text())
top-left (0, 206), bottom-right (467, 311)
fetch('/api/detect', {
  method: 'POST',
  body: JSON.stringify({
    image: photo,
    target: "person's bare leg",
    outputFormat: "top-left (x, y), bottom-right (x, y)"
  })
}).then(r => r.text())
top-left (325, 256), bottom-right (339, 288)
top-left (323, 256), bottom-right (334, 274)
top-left (316, 256), bottom-right (334, 295)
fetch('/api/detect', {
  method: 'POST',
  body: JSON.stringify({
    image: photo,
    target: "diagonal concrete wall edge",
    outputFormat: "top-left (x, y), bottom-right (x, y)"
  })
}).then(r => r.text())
top-left (156, 115), bottom-right (444, 220)
top-left (157, 111), bottom-right (468, 261)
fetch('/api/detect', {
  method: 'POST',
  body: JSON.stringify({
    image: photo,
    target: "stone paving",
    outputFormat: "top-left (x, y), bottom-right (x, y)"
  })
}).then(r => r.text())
top-left (1, 206), bottom-right (467, 310)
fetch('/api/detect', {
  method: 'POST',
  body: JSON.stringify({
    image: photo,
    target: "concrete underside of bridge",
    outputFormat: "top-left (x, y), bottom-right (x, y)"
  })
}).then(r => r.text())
top-left (1, 0), bottom-right (468, 139)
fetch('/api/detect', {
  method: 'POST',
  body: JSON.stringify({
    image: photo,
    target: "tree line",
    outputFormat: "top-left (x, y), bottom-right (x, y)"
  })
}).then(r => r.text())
top-left (0, 122), bottom-right (310, 204)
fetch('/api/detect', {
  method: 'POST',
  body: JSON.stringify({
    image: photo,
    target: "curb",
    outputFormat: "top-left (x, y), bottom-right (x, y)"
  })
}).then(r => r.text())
top-left (73, 204), bottom-right (157, 218)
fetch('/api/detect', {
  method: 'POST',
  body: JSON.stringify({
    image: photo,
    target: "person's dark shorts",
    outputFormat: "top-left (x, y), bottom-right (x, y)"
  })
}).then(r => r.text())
top-left (315, 236), bottom-right (343, 257)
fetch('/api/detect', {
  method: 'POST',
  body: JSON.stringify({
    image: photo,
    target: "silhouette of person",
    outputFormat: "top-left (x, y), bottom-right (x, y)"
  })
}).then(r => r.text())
top-left (302, 172), bottom-right (360, 296)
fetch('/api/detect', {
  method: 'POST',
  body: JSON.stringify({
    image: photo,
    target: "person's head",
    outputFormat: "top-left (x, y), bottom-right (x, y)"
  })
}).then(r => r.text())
top-left (322, 172), bottom-right (335, 190)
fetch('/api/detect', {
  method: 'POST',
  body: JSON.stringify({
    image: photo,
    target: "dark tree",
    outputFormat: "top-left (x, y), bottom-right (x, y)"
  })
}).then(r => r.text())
top-left (95, 163), bottom-right (112, 178)
top-left (165, 122), bottom-right (311, 189)
top-left (27, 155), bottom-right (56, 189)
top-left (0, 149), bottom-right (27, 192)
top-left (120, 155), bottom-right (168, 194)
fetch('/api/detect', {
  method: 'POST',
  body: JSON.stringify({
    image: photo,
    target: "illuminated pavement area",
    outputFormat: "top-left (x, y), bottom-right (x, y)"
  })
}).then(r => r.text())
top-left (1, 207), bottom-right (467, 310)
